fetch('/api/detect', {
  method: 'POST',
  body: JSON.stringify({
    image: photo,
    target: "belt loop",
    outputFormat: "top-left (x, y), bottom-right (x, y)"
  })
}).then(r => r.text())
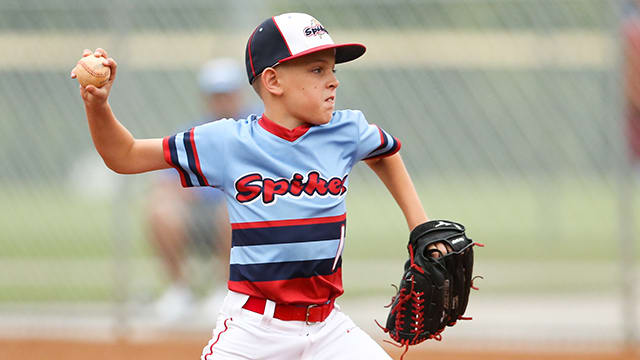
top-left (260, 299), bottom-right (275, 327)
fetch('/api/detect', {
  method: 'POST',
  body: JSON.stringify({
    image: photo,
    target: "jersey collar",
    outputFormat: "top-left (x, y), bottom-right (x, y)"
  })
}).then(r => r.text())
top-left (258, 114), bottom-right (312, 142)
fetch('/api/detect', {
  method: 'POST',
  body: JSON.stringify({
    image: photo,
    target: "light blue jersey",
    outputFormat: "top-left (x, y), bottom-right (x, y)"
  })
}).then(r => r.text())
top-left (163, 109), bottom-right (400, 304)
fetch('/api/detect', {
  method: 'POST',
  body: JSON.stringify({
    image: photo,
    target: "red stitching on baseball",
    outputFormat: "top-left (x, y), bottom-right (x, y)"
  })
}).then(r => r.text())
top-left (77, 59), bottom-right (109, 78)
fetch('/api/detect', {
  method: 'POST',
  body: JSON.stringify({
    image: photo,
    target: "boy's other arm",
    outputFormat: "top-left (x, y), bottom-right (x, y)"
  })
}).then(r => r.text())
top-left (364, 153), bottom-right (427, 230)
top-left (365, 153), bottom-right (450, 256)
top-left (73, 48), bottom-right (168, 174)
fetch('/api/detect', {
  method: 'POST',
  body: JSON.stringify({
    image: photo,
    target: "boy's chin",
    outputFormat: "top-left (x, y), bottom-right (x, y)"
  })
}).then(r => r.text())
top-left (304, 115), bottom-right (331, 126)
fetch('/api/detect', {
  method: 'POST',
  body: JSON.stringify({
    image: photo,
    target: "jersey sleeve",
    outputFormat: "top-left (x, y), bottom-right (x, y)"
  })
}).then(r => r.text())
top-left (352, 111), bottom-right (401, 162)
top-left (162, 119), bottom-right (230, 188)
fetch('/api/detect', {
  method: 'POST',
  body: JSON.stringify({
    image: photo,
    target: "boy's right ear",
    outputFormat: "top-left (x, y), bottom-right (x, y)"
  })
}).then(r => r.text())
top-left (261, 67), bottom-right (283, 96)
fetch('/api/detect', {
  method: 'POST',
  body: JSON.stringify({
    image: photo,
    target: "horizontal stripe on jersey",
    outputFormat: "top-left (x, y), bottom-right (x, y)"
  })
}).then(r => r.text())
top-left (230, 239), bottom-right (340, 265)
top-left (229, 268), bottom-right (344, 305)
top-left (232, 220), bottom-right (344, 247)
top-left (231, 213), bottom-right (346, 229)
top-left (230, 257), bottom-right (341, 282)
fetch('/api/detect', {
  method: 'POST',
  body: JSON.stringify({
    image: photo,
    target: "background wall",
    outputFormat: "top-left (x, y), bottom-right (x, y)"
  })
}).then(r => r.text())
top-left (1, 0), bottom-right (638, 359)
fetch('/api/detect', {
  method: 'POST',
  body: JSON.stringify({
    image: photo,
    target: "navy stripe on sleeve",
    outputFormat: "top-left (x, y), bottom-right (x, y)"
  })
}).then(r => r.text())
top-left (182, 130), bottom-right (207, 186)
top-left (168, 135), bottom-right (194, 187)
top-left (364, 135), bottom-right (401, 160)
top-left (372, 127), bottom-right (388, 152)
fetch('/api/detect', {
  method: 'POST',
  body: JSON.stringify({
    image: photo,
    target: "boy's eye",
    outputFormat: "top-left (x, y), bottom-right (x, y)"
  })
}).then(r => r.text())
top-left (312, 67), bottom-right (322, 73)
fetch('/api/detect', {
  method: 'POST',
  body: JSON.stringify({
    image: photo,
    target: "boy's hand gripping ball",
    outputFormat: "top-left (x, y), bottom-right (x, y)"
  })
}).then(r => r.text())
top-left (73, 54), bottom-right (111, 88)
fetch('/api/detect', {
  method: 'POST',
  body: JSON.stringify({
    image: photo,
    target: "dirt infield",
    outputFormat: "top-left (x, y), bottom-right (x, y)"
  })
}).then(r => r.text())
top-left (1, 338), bottom-right (637, 360)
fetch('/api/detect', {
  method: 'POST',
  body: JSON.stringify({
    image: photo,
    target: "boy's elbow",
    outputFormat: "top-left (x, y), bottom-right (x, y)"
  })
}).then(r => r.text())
top-left (102, 158), bottom-right (135, 174)
top-left (103, 159), bottom-right (126, 174)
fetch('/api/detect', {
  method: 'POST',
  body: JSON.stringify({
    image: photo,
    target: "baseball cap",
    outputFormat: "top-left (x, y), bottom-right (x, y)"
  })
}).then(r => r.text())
top-left (245, 13), bottom-right (366, 84)
top-left (198, 58), bottom-right (245, 94)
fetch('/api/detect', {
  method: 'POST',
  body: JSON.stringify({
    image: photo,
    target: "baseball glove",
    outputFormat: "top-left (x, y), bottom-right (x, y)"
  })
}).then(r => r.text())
top-left (377, 220), bottom-right (482, 356)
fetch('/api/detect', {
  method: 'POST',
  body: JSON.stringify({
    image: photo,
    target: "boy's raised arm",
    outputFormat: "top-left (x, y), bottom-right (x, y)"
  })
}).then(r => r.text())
top-left (72, 48), bottom-right (168, 174)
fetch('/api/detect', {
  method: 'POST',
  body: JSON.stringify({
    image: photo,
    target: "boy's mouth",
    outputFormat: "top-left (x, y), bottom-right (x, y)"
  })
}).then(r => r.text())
top-left (325, 96), bottom-right (335, 104)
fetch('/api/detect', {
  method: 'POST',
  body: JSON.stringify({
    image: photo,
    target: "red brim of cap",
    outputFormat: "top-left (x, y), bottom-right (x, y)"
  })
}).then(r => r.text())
top-left (278, 43), bottom-right (366, 64)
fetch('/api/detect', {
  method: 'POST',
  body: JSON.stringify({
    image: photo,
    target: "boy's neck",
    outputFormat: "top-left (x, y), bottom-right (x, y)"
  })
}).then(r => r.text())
top-left (263, 106), bottom-right (307, 130)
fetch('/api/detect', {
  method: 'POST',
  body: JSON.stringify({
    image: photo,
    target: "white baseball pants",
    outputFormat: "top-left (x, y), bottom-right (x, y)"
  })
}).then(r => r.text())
top-left (201, 290), bottom-right (391, 360)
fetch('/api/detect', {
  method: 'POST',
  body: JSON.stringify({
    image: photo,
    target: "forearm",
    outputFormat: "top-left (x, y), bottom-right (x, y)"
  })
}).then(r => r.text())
top-left (74, 48), bottom-right (167, 174)
top-left (365, 153), bottom-right (428, 230)
top-left (85, 102), bottom-right (134, 171)
top-left (85, 102), bottom-right (166, 174)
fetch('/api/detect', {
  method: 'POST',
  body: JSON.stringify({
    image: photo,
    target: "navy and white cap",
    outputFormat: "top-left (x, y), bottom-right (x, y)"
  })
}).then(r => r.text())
top-left (245, 13), bottom-right (366, 84)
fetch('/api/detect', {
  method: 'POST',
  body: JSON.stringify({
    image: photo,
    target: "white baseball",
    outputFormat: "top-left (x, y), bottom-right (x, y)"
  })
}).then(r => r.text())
top-left (73, 54), bottom-right (110, 88)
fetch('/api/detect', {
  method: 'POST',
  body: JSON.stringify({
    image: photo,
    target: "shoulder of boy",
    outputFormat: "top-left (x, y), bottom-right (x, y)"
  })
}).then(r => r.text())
top-left (331, 109), bottom-right (368, 126)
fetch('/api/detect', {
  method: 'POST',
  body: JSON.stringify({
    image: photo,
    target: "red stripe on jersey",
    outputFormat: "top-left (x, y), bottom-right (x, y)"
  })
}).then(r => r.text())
top-left (188, 128), bottom-right (209, 186)
top-left (365, 136), bottom-right (402, 161)
top-left (231, 213), bottom-right (346, 230)
top-left (162, 136), bottom-right (188, 187)
top-left (228, 268), bottom-right (343, 305)
top-left (376, 125), bottom-right (385, 149)
top-left (258, 114), bottom-right (311, 142)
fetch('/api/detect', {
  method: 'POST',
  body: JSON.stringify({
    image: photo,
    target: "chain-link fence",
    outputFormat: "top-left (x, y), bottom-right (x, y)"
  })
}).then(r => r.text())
top-left (1, 0), bottom-right (638, 357)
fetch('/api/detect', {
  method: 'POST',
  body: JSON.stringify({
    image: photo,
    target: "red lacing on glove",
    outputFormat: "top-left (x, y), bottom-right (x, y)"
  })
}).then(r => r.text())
top-left (471, 275), bottom-right (484, 290)
top-left (407, 245), bottom-right (425, 274)
top-left (470, 243), bottom-right (484, 292)
top-left (411, 290), bottom-right (425, 336)
top-left (390, 278), bottom-right (414, 331)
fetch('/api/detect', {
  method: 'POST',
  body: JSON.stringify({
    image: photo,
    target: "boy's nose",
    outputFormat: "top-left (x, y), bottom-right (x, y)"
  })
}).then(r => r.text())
top-left (328, 74), bottom-right (339, 89)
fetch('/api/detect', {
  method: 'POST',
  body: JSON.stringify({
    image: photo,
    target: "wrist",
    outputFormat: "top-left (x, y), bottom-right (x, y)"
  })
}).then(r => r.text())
top-left (84, 101), bottom-right (111, 117)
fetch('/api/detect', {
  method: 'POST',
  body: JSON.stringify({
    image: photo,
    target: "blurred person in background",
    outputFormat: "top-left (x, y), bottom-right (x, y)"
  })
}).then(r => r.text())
top-left (625, 0), bottom-right (640, 166)
top-left (146, 58), bottom-right (258, 322)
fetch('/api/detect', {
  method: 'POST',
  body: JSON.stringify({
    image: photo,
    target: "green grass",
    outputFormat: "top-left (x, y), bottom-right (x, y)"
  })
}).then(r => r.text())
top-left (345, 174), bottom-right (628, 261)
top-left (0, 174), bottom-right (637, 302)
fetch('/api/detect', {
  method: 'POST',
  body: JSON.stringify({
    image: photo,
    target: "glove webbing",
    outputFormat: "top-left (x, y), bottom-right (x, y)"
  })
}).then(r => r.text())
top-left (376, 244), bottom-right (446, 360)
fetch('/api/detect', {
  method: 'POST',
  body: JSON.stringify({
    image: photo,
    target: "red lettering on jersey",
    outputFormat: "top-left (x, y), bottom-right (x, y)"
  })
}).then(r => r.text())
top-left (340, 175), bottom-right (348, 195)
top-left (304, 171), bottom-right (328, 195)
top-left (289, 173), bottom-right (305, 196)
top-left (234, 172), bottom-right (348, 205)
top-left (235, 174), bottom-right (263, 202)
top-left (327, 178), bottom-right (343, 195)
top-left (263, 178), bottom-right (289, 204)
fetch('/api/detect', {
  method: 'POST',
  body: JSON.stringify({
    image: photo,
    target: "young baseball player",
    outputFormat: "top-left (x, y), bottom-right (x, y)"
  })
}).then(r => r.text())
top-left (72, 12), bottom-right (448, 360)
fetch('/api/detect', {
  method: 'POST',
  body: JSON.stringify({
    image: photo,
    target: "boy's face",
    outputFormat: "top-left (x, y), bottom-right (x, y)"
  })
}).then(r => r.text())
top-left (277, 49), bottom-right (339, 126)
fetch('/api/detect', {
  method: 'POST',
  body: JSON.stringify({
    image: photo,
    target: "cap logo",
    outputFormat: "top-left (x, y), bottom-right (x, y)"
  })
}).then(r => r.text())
top-left (303, 18), bottom-right (328, 38)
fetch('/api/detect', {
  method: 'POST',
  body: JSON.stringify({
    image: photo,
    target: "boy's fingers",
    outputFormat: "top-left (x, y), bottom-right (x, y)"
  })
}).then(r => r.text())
top-left (85, 85), bottom-right (98, 94)
top-left (94, 48), bottom-right (108, 58)
top-left (82, 49), bottom-right (92, 57)
top-left (427, 243), bottom-right (440, 258)
top-left (107, 58), bottom-right (118, 80)
top-left (70, 71), bottom-right (76, 79)
top-left (427, 242), bottom-right (450, 258)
